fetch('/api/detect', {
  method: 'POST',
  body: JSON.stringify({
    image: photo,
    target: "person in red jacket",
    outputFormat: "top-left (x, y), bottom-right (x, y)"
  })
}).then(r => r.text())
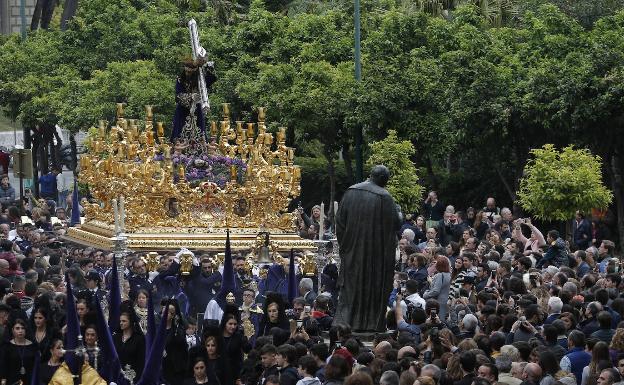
top-left (0, 150), bottom-right (10, 175)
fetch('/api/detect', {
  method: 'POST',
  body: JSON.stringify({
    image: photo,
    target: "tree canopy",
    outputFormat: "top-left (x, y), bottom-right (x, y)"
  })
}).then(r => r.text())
top-left (517, 145), bottom-right (613, 221)
top-left (2, 0), bottom-right (624, 246)
top-left (367, 130), bottom-right (424, 214)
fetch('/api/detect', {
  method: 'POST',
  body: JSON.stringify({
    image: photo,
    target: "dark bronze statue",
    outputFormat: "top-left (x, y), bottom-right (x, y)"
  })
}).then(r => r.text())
top-left (333, 165), bottom-right (402, 332)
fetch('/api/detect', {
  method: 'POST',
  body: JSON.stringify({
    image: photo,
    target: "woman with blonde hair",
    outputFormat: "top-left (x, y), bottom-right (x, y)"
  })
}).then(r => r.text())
top-left (415, 377), bottom-right (435, 385)
top-left (531, 286), bottom-right (550, 313)
top-left (445, 354), bottom-right (463, 382)
top-left (457, 338), bottom-right (478, 352)
top-left (344, 372), bottom-right (373, 385)
top-left (609, 328), bottom-right (624, 365)
top-left (439, 328), bottom-right (456, 348)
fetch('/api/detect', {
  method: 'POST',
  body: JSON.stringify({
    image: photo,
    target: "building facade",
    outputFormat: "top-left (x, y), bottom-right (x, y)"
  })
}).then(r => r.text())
top-left (0, 0), bottom-right (36, 35)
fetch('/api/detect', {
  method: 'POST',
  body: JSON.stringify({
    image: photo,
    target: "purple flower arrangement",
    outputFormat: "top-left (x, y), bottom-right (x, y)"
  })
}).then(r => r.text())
top-left (170, 153), bottom-right (247, 188)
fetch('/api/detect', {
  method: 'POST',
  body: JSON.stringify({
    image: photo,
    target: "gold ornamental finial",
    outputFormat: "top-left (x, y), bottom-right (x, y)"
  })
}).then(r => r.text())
top-left (277, 127), bottom-right (286, 142)
top-left (230, 165), bottom-right (238, 183)
top-left (257, 107), bottom-right (266, 122)
top-left (116, 103), bottom-right (125, 120)
top-left (222, 103), bottom-right (231, 119)
top-left (246, 123), bottom-right (255, 138)
top-left (98, 120), bottom-right (107, 140)
top-left (145, 105), bottom-right (153, 121)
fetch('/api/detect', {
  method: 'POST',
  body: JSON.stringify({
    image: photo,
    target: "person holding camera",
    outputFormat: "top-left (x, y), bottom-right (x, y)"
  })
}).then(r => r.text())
top-left (395, 280), bottom-right (426, 317)
top-left (395, 292), bottom-right (426, 343)
top-left (512, 218), bottom-right (547, 256)
top-left (423, 191), bottom-right (445, 223)
top-left (506, 305), bottom-right (543, 344)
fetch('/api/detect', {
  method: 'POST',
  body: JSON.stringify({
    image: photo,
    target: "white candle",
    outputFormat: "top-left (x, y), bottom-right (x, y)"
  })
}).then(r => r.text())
top-left (319, 202), bottom-right (325, 240)
top-left (112, 199), bottom-right (119, 234)
top-left (119, 196), bottom-right (125, 233)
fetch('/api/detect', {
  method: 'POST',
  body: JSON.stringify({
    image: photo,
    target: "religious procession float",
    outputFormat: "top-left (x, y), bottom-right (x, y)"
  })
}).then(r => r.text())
top-left (66, 19), bottom-right (318, 258)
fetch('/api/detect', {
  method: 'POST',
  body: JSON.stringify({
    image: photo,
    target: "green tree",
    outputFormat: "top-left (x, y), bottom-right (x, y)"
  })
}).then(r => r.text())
top-left (367, 130), bottom-right (424, 214)
top-left (517, 144), bottom-right (613, 221)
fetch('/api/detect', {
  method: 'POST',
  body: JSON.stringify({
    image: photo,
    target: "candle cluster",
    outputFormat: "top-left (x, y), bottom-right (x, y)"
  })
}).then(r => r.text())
top-left (77, 103), bottom-right (304, 233)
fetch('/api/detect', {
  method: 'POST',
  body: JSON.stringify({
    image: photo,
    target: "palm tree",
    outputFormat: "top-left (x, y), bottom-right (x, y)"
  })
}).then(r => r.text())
top-left (408, 0), bottom-right (520, 26)
top-left (31, 0), bottom-right (58, 30)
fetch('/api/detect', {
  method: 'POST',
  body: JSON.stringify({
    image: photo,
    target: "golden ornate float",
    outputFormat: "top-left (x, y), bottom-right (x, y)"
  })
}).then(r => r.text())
top-left (66, 103), bottom-right (315, 252)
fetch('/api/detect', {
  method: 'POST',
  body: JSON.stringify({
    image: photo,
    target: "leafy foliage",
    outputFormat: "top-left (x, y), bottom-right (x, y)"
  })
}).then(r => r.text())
top-left (3, 0), bottom-right (624, 246)
top-left (517, 145), bottom-right (613, 221)
top-left (367, 130), bottom-right (424, 213)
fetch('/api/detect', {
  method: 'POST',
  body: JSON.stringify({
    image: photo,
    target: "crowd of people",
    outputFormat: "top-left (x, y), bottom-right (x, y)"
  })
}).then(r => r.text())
top-left (0, 189), bottom-right (623, 385)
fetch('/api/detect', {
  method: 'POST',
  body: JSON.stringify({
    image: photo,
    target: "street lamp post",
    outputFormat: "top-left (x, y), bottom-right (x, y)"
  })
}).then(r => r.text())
top-left (354, 0), bottom-right (363, 182)
top-left (19, 0), bottom-right (26, 39)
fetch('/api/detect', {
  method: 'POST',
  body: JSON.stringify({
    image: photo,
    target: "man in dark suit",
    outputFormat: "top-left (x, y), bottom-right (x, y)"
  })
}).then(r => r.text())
top-left (573, 210), bottom-right (592, 250)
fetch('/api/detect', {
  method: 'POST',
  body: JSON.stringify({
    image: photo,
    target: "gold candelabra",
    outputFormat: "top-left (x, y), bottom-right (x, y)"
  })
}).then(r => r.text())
top-left (78, 103), bottom-right (302, 233)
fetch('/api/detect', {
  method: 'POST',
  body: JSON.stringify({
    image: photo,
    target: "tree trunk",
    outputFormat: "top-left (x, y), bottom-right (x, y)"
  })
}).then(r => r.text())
top-left (60, 0), bottom-right (79, 31)
top-left (354, 124), bottom-right (363, 182)
top-left (30, 128), bottom-right (40, 197)
top-left (41, 124), bottom-right (53, 173)
top-left (494, 163), bottom-right (516, 204)
top-left (51, 126), bottom-right (62, 168)
top-left (342, 141), bottom-right (354, 185)
top-left (40, 0), bottom-right (55, 29)
top-left (512, 148), bottom-right (528, 217)
top-left (425, 156), bottom-right (438, 191)
top-left (31, 0), bottom-right (44, 30)
top-left (49, 140), bottom-right (57, 169)
top-left (610, 152), bottom-right (624, 251)
top-left (70, 133), bottom-right (78, 176)
top-left (325, 146), bottom-right (336, 234)
top-left (286, 126), bottom-right (296, 148)
top-left (40, 143), bottom-right (49, 175)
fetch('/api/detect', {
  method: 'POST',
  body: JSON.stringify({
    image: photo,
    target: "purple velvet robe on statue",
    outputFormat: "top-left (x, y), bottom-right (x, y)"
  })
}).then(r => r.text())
top-left (170, 66), bottom-right (217, 143)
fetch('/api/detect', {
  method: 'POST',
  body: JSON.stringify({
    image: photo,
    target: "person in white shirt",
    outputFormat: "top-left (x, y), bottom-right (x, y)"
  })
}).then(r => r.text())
top-left (56, 172), bottom-right (70, 209)
top-left (396, 279), bottom-right (426, 317)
